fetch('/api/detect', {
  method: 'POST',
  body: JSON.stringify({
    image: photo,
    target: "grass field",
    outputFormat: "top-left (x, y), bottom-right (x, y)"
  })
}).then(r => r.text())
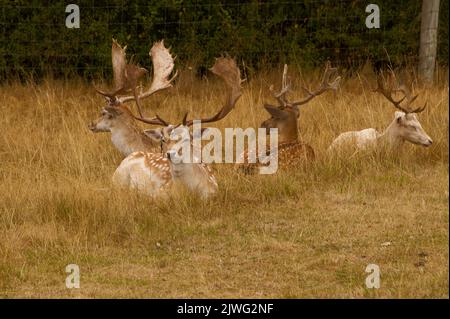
top-left (0, 67), bottom-right (448, 298)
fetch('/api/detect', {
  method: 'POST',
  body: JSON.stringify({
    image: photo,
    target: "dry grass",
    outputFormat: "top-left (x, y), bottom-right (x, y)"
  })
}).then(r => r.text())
top-left (0, 68), bottom-right (448, 298)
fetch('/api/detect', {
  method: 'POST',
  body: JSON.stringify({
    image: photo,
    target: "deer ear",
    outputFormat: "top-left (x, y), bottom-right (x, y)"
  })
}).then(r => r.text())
top-left (263, 104), bottom-right (288, 119)
top-left (394, 111), bottom-right (405, 124)
top-left (143, 128), bottom-right (163, 142)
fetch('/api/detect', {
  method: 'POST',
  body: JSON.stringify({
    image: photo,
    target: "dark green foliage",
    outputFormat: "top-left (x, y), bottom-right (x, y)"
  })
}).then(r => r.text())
top-left (0, 0), bottom-right (448, 80)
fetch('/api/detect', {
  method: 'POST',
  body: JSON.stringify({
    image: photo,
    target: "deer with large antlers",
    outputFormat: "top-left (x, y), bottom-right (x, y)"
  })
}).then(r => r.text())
top-left (328, 73), bottom-right (433, 152)
top-left (238, 62), bottom-right (341, 173)
top-left (113, 57), bottom-right (242, 198)
top-left (88, 39), bottom-right (177, 156)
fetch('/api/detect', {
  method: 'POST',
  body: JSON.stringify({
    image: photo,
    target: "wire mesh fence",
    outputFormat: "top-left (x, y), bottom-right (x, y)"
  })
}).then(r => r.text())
top-left (0, 0), bottom-right (448, 80)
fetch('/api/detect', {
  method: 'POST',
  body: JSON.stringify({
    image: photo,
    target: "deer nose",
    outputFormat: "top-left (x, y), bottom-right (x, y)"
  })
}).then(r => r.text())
top-left (426, 139), bottom-right (433, 146)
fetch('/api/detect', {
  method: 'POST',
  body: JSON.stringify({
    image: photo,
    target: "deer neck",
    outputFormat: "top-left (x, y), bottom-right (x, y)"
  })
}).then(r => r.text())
top-left (169, 160), bottom-right (217, 198)
top-left (377, 120), bottom-right (405, 148)
top-left (111, 120), bottom-right (160, 156)
top-left (279, 120), bottom-right (299, 144)
top-left (170, 161), bottom-right (203, 189)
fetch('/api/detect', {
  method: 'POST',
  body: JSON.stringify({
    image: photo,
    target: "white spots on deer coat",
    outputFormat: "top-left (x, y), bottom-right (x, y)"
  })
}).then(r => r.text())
top-left (112, 151), bottom-right (217, 199)
top-left (93, 55), bottom-right (243, 199)
top-left (236, 142), bottom-right (314, 174)
top-left (112, 152), bottom-right (172, 196)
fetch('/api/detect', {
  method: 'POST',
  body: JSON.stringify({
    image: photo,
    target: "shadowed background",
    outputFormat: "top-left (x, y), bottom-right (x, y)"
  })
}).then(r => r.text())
top-left (0, 0), bottom-right (448, 80)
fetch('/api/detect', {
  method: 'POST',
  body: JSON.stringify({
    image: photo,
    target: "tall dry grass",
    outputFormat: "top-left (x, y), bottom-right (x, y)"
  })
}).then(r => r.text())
top-left (0, 67), bottom-right (448, 298)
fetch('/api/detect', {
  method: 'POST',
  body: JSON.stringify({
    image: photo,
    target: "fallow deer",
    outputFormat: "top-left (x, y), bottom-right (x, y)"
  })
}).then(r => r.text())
top-left (113, 57), bottom-right (243, 198)
top-left (238, 62), bottom-right (341, 173)
top-left (121, 125), bottom-right (219, 199)
top-left (328, 74), bottom-right (432, 151)
top-left (88, 39), bottom-right (177, 156)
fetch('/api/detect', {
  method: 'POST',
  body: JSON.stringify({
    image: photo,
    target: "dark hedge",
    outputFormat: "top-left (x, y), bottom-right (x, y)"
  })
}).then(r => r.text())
top-left (0, 0), bottom-right (448, 79)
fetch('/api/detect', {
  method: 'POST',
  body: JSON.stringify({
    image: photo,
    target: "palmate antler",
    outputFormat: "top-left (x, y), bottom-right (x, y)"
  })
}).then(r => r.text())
top-left (183, 57), bottom-right (243, 126)
top-left (94, 39), bottom-right (148, 114)
top-left (269, 62), bottom-right (341, 110)
top-left (95, 39), bottom-right (177, 117)
top-left (135, 57), bottom-right (243, 127)
top-left (374, 72), bottom-right (426, 114)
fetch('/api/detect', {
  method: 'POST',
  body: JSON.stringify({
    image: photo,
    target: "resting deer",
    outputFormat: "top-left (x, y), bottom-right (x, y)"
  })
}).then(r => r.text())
top-left (88, 39), bottom-right (177, 156)
top-left (117, 125), bottom-right (219, 199)
top-left (113, 57), bottom-right (243, 198)
top-left (329, 74), bottom-right (432, 151)
top-left (238, 62), bottom-right (340, 173)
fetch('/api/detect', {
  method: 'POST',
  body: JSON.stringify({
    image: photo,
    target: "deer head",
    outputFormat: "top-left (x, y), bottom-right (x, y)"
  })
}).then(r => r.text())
top-left (88, 104), bottom-right (137, 133)
top-left (261, 62), bottom-right (341, 143)
top-left (374, 73), bottom-right (433, 147)
top-left (89, 39), bottom-right (177, 135)
top-left (137, 56), bottom-right (243, 159)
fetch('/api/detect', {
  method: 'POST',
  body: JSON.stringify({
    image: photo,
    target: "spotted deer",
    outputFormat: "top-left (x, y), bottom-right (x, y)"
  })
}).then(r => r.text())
top-left (88, 39), bottom-right (177, 156)
top-left (238, 62), bottom-right (341, 173)
top-left (114, 57), bottom-right (243, 198)
top-left (120, 125), bottom-right (219, 199)
top-left (329, 73), bottom-right (432, 151)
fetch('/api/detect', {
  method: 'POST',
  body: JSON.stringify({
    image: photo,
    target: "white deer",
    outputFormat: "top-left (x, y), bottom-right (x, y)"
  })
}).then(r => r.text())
top-left (329, 75), bottom-right (432, 152)
top-left (113, 57), bottom-right (243, 198)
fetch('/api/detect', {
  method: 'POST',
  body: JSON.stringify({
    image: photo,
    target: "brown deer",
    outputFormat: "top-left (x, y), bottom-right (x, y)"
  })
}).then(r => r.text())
top-left (329, 73), bottom-right (432, 151)
top-left (238, 62), bottom-right (341, 173)
top-left (113, 57), bottom-right (243, 198)
top-left (88, 39), bottom-right (177, 156)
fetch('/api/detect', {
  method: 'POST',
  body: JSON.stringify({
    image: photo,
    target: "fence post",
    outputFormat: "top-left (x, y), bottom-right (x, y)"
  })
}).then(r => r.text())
top-left (418, 0), bottom-right (440, 85)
